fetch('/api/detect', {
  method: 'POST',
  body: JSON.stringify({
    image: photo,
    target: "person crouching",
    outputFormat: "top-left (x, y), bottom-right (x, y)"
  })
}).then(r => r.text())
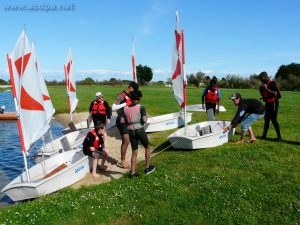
top-left (120, 90), bottom-right (155, 178)
top-left (83, 124), bottom-right (108, 177)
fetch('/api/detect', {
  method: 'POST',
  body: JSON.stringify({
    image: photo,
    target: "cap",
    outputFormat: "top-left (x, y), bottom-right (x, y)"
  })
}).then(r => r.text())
top-left (229, 93), bottom-right (241, 100)
top-left (129, 81), bottom-right (139, 92)
top-left (95, 92), bottom-right (102, 97)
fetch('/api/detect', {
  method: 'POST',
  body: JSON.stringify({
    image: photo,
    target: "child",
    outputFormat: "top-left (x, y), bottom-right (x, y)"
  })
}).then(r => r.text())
top-left (82, 124), bottom-right (108, 177)
top-left (121, 90), bottom-right (155, 178)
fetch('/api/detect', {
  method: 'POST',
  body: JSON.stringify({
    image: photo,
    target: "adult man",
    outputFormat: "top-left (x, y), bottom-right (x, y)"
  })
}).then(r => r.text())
top-left (224, 93), bottom-right (265, 143)
top-left (89, 92), bottom-right (111, 127)
top-left (112, 81), bottom-right (139, 168)
top-left (259, 72), bottom-right (282, 141)
top-left (201, 79), bottom-right (221, 121)
top-left (121, 90), bottom-right (155, 177)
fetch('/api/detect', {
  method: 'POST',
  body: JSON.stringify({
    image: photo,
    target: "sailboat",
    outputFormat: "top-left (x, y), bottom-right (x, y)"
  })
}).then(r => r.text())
top-left (1, 31), bottom-right (89, 201)
top-left (61, 49), bottom-right (116, 134)
top-left (167, 11), bottom-right (235, 149)
top-left (131, 37), bottom-right (192, 133)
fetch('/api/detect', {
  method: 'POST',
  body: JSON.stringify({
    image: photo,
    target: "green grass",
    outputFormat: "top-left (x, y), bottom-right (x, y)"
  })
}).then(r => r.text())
top-left (0, 85), bottom-right (300, 225)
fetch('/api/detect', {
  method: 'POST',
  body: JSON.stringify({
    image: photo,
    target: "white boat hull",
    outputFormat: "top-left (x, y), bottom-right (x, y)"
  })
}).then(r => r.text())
top-left (145, 112), bottom-right (192, 133)
top-left (168, 121), bottom-right (235, 149)
top-left (38, 129), bottom-right (89, 157)
top-left (186, 104), bottom-right (226, 112)
top-left (61, 115), bottom-right (117, 134)
top-left (1, 149), bottom-right (89, 201)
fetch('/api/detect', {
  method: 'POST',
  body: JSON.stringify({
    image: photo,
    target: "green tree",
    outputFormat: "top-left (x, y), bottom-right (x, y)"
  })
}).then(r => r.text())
top-left (136, 64), bottom-right (153, 85)
top-left (195, 72), bottom-right (205, 87)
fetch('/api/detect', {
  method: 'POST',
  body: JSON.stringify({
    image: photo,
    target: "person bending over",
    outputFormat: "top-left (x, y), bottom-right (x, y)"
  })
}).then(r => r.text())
top-left (224, 93), bottom-right (265, 144)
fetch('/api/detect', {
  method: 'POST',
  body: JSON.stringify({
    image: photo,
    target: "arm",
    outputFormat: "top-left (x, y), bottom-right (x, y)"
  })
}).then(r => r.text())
top-left (263, 82), bottom-right (278, 96)
top-left (201, 88), bottom-right (207, 109)
top-left (89, 102), bottom-right (93, 114)
top-left (112, 94), bottom-right (126, 111)
top-left (140, 106), bottom-right (147, 124)
top-left (104, 101), bottom-right (112, 119)
top-left (216, 90), bottom-right (221, 112)
top-left (224, 104), bottom-right (247, 132)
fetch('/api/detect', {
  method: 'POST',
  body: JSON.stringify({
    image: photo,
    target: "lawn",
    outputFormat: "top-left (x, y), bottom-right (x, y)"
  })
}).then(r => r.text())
top-left (0, 85), bottom-right (299, 225)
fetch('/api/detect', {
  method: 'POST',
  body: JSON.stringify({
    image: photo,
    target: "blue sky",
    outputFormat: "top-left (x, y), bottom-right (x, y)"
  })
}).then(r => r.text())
top-left (1, 0), bottom-right (300, 81)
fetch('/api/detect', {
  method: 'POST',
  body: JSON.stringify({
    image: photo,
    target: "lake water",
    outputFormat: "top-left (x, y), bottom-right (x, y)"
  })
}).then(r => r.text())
top-left (0, 91), bottom-right (64, 207)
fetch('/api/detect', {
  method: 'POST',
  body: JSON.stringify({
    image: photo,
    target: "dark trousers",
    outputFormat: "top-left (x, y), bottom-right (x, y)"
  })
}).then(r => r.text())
top-left (92, 114), bottom-right (106, 126)
top-left (263, 101), bottom-right (281, 139)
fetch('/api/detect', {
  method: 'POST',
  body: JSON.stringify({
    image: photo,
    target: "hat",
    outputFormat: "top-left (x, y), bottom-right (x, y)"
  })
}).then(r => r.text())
top-left (229, 93), bottom-right (241, 100)
top-left (129, 81), bottom-right (139, 92)
top-left (95, 92), bottom-right (102, 97)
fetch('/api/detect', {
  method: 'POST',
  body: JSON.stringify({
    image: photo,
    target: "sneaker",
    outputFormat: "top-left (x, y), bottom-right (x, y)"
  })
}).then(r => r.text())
top-left (144, 165), bottom-right (156, 175)
top-left (129, 173), bottom-right (139, 178)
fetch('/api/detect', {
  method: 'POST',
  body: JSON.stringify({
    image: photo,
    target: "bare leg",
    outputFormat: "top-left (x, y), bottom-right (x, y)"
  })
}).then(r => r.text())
top-left (121, 134), bottom-right (130, 168)
top-left (145, 145), bottom-right (151, 169)
top-left (131, 149), bottom-right (138, 175)
top-left (247, 126), bottom-right (256, 142)
top-left (92, 156), bottom-right (100, 177)
top-left (235, 130), bottom-right (246, 144)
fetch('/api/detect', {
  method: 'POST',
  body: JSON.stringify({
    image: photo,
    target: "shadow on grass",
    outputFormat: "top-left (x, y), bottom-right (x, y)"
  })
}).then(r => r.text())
top-left (257, 137), bottom-right (300, 146)
top-left (151, 140), bottom-right (198, 154)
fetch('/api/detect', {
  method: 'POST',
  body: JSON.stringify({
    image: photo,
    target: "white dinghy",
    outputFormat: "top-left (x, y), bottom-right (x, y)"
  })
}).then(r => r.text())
top-left (167, 12), bottom-right (234, 150)
top-left (2, 149), bottom-right (89, 201)
top-left (186, 104), bottom-right (226, 112)
top-left (145, 112), bottom-right (192, 133)
top-left (2, 31), bottom-right (88, 201)
top-left (61, 115), bottom-right (117, 134)
top-left (145, 11), bottom-right (191, 133)
top-left (168, 121), bottom-right (235, 149)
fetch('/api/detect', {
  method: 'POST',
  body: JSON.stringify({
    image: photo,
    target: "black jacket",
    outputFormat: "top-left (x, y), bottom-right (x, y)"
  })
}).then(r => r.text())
top-left (231, 98), bottom-right (265, 127)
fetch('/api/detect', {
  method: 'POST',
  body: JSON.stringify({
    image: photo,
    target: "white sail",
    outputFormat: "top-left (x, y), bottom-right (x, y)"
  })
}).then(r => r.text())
top-left (32, 42), bottom-right (55, 123)
top-left (8, 31), bottom-right (49, 151)
top-left (64, 48), bottom-right (78, 117)
top-left (171, 11), bottom-right (186, 108)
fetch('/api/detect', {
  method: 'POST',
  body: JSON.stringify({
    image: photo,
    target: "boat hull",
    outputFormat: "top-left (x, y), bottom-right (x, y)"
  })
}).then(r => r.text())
top-left (168, 121), bottom-right (235, 149)
top-left (186, 104), bottom-right (226, 112)
top-left (145, 112), bottom-right (192, 133)
top-left (61, 115), bottom-right (117, 134)
top-left (37, 129), bottom-right (89, 157)
top-left (1, 149), bottom-right (89, 201)
top-left (0, 112), bottom-right (17, 120)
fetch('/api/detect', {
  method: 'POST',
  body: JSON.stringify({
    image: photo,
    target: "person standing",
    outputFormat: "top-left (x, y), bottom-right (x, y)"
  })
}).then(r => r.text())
top-left (259, 72), bottom-right (282, 141)
top-left (224, 93), bottom-right (265, 144)
top-left (202, 79), bottom-right (221, 121)
top-left (89, 92), bottom-right (111, 127)
top-left (120, 90), bottom-right (155, 178)
top-left (112, 81), bottom-right (139, 169)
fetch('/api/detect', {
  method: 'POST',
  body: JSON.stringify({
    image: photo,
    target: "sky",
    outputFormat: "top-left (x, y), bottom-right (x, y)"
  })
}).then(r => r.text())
top-left (0, 0), bottom-right (300, 81)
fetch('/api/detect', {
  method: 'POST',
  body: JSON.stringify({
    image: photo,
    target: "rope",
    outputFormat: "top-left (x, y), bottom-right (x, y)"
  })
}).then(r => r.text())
top-left (152, 139), bottom-right (180, 155)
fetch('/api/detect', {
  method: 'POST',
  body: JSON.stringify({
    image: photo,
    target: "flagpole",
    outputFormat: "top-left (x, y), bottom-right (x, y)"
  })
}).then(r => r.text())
top-left (181, 29), bottom-right (187, 135)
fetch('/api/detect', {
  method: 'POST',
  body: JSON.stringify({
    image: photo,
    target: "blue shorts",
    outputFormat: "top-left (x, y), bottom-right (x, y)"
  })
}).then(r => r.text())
top-left (241, 113), bottom-right (265, 132)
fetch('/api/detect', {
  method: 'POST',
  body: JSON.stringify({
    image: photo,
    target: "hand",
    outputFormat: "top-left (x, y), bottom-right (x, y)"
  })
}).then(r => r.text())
top-left (223, 126), bottom-right (231, 133)
top-left (120, 118), bottom-right (125, 124)
top-left (90, 147), bottom-right (96, 152)
top-left (107, 119), bottom-right (111, 125)
top-left (202, 104), bottom-right (205, 110)
top-left (262, 84), bottom-right (268, 89)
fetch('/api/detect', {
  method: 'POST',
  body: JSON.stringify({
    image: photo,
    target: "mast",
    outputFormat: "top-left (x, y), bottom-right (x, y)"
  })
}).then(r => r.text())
top-left (132, 37), bottom-right (137, 83)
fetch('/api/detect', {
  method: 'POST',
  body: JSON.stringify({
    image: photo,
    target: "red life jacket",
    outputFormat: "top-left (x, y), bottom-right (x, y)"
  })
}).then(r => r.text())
top-left (87, 129), bottom-right (103, 150)
top-left (91, 100), bottom-right (106, 115)
top-left (260, 80), bottom-right (276, 103)
top-left (118, 91), bottom-right (132, 106)
top-left (205, 87), bottom-right (219, 104)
